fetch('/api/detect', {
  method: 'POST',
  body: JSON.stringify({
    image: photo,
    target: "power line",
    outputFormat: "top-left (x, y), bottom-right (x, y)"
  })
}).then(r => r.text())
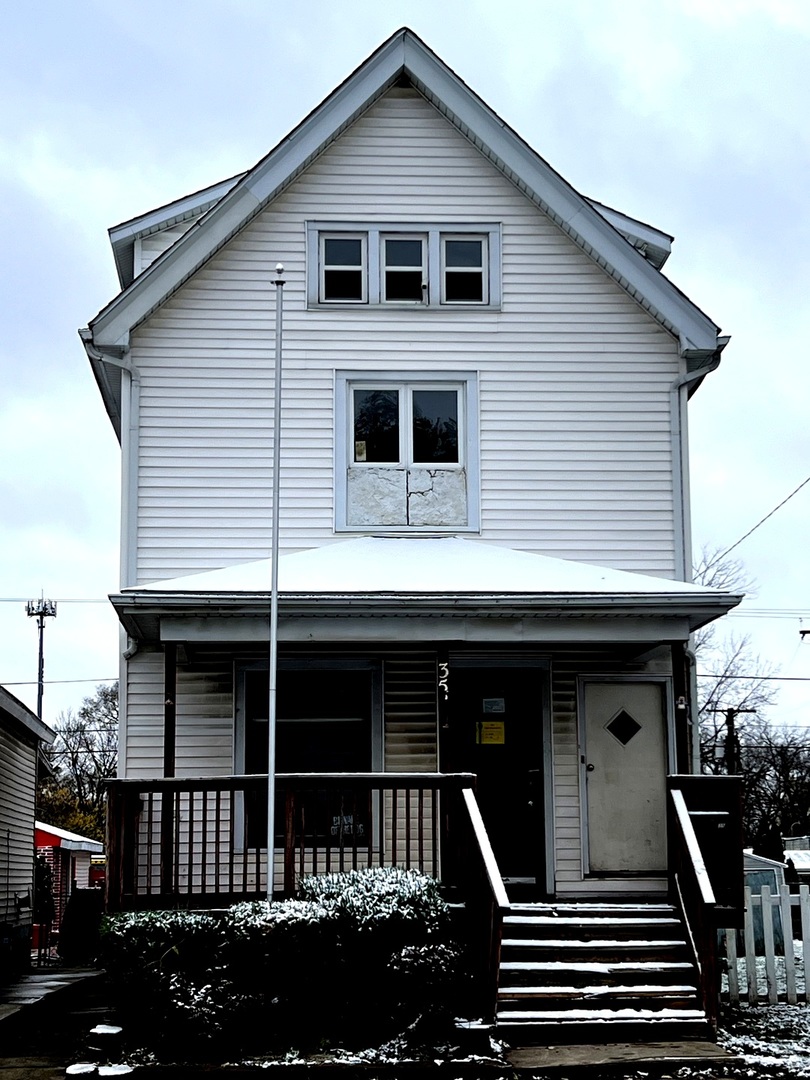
top-left (703, 473), bottom-right (810, 572)
top-left (698, 674), bottom-right (810, 682)
top-left (1, 677), bottom-right (118, 687)
top-left (0, 598), bottom-right (110, 604)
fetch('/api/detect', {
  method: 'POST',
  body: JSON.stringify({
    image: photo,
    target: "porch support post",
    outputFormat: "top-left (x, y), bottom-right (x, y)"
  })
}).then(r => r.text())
top-left (161, 643), bottom-right (177, 898)
top-left (671, 641), bottom-right (691, 772)
top-left (163, 642), bottom-right (177, 778)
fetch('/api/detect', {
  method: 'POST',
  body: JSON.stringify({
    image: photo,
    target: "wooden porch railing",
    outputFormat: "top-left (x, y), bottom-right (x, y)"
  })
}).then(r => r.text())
top-left (106, 770), bottom-right (507, 1016)
top-left (667, 774), bottom-right (743, 1030)
top-left (106, 772), bottom-right (482, 910)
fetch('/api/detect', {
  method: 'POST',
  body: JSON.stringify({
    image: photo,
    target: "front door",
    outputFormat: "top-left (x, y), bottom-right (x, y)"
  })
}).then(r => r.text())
top-left (449, 665), bottom-right (545, 882)
top-left (582, 680), bottom-right (669, 874)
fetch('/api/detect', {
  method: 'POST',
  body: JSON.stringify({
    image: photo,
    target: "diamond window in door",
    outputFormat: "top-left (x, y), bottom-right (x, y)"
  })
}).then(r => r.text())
top-left (604, 708), bottom-right (642, 747)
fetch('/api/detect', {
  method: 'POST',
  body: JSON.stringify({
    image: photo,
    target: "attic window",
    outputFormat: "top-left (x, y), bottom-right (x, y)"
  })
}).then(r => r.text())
top-left (321, 234), bottom-right (366, 302)
top-left (308, 222), bottom-right (500, 308)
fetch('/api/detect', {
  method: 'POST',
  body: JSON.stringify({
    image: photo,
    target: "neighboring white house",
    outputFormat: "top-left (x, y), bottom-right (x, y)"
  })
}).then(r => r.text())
top-left (0, 686), bottom-right (53, 973)
top-left (81, 29), bottom-right (741, 906)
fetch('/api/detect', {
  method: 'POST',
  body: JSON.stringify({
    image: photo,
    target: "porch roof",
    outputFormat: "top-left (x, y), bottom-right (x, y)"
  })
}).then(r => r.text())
top-left (111, 537), bottom-right (741, 643)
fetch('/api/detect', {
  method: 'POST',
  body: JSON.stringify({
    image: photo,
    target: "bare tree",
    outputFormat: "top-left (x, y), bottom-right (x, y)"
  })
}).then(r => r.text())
top-left (39, 683), bottom-right (118, 841)
top-left (737, 727), bottom-right (810, 856)
top-left (692, 545), bottom-right (778, 773)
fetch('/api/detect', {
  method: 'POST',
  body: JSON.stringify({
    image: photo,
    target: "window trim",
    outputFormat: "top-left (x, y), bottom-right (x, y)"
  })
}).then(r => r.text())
top-left (335, 370), bottom-right (480, 533)
top-left (320, 231), bottom-right (368, 304)
top-left (307, 222), bottom-right (501, 309)
top-left (351, 382), bottom-right (464, 468)
top-left (441, 234), bottom-right (488, 305)
top-left (381, 233), bottom-right (427, 304)
top-left (233, 658), bottom-right (384, 852)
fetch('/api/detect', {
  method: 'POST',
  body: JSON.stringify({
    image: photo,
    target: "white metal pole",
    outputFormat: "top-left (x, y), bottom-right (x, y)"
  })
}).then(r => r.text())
top-left (267, 263), bottom-right (285, 899)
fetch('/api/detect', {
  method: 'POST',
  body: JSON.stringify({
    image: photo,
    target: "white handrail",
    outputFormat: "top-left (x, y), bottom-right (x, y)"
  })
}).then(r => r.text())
top-left (670, 788), bottom-right (716, 906)
top-left (461, 787), bottom-right (510, 910)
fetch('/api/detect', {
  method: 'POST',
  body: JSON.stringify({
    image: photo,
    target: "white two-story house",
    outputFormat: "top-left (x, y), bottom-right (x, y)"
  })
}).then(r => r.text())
top-left (82, 29), bottom-right (743, 1035)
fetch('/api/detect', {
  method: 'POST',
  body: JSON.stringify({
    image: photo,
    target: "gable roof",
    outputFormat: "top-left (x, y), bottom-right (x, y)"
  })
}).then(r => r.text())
top-left (84, 28), bottom-right (722, 366)
top-left (107, 176), bottom-right (672, 293)
top-left (0, 684), bottom-right (53, 746)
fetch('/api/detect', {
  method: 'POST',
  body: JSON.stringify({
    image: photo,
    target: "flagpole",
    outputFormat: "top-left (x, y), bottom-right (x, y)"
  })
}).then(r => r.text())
top-left (267, 262), bottom-right (285, 899)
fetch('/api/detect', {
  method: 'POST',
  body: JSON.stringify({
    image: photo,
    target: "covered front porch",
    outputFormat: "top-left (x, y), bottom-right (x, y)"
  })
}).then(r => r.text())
top-left (110, 537), bottom-right (741, 903)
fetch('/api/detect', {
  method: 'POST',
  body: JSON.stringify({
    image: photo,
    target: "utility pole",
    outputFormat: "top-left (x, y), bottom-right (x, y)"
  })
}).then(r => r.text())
top-left (709, 705), bottom-right (756, 774)
top-left (26, 598), bottom-right (57, 719)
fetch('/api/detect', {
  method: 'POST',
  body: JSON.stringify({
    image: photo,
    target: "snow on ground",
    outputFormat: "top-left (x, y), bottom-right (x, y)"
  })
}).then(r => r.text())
top-left (724, 940), bottom-right (808, 1001)
top-left (719, 1004), bottom-right (810, 1079)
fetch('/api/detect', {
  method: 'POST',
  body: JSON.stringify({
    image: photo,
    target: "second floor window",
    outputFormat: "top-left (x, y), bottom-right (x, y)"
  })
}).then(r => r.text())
top-left (336, 371), bottom-right (478, 532)
top-left (353, 386), bottom-right (460, 465)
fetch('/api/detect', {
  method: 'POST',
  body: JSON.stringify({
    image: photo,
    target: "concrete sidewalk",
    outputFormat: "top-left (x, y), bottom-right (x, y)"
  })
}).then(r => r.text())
top-left (0, 965), bottom-right (100, 1024)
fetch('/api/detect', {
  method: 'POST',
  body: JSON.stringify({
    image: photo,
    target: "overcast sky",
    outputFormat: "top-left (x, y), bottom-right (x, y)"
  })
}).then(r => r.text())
top-left (1, 0), bottom-right (807, 729)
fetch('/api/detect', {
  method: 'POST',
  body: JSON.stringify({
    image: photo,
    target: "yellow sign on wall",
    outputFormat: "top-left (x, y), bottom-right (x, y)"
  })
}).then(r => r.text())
top-left (476, 721), bottom-right (505, 745)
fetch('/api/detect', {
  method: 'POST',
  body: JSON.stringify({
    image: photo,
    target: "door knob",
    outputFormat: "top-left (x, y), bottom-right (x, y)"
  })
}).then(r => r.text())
top-left (586, 763), bottom-right (595, 772)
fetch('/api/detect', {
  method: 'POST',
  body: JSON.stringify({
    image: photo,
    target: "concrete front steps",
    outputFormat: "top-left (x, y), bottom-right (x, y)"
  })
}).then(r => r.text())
top-left (496, 901), bottom-right (712, 1044)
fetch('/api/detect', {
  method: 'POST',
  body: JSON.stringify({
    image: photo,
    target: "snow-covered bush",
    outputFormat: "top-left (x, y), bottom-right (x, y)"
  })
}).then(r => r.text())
top-left (100, 868), bottom-right (462, 1059)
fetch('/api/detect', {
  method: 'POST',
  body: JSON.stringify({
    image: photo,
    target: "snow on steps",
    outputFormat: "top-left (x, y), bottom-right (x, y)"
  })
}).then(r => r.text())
top-left (496, 901), bottom-right (711, 1044)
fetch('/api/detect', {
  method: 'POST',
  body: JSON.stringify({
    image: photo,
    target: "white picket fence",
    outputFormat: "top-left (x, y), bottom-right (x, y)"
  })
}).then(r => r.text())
top-left (723, 883), bottom-right (810, 1004)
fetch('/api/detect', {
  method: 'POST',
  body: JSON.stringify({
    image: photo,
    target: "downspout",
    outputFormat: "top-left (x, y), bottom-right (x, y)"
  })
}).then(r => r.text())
top-left (670, 336), bottom-right (729, 581)
top-left (79, 328), bottom-right (140, 778)
top-left (670, 335), bottom-right (729, 774)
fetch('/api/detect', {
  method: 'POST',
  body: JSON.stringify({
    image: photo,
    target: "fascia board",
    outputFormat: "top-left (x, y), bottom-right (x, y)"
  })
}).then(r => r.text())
top-left (159, 614), bottom-right (693, 645)
top-left (87, 352), bottom-right (123, 441)
top-left (91, 37), bottom-right (409, 349)
top-left (401, 42), bottom-right (719, 351)
top-left (91, 28), bottom-right (719, 353)
top-left (93, 188), bottom-right (264, 346)
top-left (109, 175), bottom-right (244, 290)
top-left (586, 200), bottom-right (673, 268)
top-left (108, 174), bottom-right (244, 245)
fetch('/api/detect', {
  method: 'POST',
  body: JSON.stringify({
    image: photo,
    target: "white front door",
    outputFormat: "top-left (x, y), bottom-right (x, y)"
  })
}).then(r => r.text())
top-left (582, 681), bottom-right (669, 874)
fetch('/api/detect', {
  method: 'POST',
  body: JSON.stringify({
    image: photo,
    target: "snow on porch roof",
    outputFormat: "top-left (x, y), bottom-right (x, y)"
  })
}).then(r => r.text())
top-left (128, 536), bottom-right (736, 599)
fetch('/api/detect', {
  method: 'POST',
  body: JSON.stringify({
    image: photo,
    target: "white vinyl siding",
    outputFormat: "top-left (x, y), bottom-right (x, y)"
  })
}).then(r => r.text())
top-left (128, 85), bottom-right (680, 584)
top-left (137, 222), bottom-right (197, 277)
top-left (0, 725), bottom-right (37, 931)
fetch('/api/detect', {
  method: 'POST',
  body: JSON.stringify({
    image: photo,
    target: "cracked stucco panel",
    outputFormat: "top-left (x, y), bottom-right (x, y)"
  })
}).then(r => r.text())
top-left (408, 468), bottom-right (467, 527)
top-left (347, 467), bottom-right (408, 525)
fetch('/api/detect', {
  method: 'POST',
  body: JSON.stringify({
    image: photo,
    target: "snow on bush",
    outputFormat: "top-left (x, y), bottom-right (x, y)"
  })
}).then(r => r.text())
top-left (100, 867), bottom-right (462, 1060)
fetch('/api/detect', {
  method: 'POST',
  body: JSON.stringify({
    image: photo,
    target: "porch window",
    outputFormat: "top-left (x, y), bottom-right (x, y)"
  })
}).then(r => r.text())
top-left (237, 662), bottom-right (381, 848)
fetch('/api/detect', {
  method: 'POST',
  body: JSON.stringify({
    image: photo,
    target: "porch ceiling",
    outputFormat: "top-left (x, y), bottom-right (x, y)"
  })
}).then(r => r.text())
top-left (111, 537), bottom-right (742, 644)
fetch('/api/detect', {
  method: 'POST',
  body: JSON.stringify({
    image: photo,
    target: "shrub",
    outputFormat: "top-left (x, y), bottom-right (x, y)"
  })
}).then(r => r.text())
top-left (100, 868), bottom-right (461, 1058)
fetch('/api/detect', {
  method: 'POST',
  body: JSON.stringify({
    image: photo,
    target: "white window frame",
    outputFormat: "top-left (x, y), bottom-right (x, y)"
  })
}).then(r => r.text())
top-left (335, 370), bottom-right (480, 533)
top-left (381, 233), bottom-right (427, 304)
top-left (441, 234), bottom-right (489, 305)
top-left (351, 382), bottom-right (465, 468)
top-left (307, 222), bottom-right (501, 309)
top-left (319, 232), bottom-right (368, 304)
